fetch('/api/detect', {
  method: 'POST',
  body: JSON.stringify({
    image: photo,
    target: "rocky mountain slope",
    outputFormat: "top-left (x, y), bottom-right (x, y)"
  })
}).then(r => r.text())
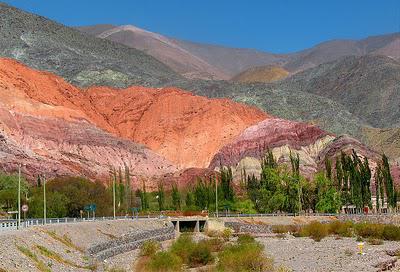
top-left (0, 58), bottom-right (178, 181)
top-left (0, 58), bottom-right (266, 180)
top-left (80, 23), bottom-right (399, 80)
top-left (0, 3), bottom-right (182, 88)
top-left (231, 65), bottom-right (289, 83)
top-left (279, 55), bottom-right (400, 128)
top-left (210, 118), bottom-right (400, 185)
top-left (78, 24), bottom-right (286, 80)
top-left (283, 32), bottom-right (400, 72)
top-left (85, 86), bottom-right (267, 168)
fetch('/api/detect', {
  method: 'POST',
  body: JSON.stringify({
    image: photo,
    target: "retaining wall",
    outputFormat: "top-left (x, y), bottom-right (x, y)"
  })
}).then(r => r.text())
top-left (87, 222), bottom-right (175, 260)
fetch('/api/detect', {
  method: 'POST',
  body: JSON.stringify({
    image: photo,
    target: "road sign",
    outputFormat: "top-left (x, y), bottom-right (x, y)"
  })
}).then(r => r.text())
top-left (21, 204), bottom-right (28, 212)
top-left (84, 204), bottom-right (97, 212)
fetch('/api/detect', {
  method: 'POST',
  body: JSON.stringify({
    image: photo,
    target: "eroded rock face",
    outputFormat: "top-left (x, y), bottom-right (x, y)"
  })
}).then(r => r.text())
top-left (0, 58), bottom-right (266, 182)
top-left (209, 118), bottom-right (400, 186)
top-left (209, 118), bottom-right (334, 178)
top-left (85, 86), bottom-right (267, 168)
top-left (0, 58), bottom-right (177, 181)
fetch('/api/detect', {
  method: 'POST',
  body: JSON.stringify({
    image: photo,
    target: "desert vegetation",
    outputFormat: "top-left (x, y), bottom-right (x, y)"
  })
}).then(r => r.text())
top-left (272, 220), bottom-right (400, 242)
top-left (135, 232), bottom-right (288, 272)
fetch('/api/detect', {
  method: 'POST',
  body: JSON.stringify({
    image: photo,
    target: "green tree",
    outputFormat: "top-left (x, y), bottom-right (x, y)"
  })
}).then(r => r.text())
top-left (171, 184), bottom-right (181, 210)
top-left (315, 173), bottom-right (341, 213)
top-left (0, 172), bottom-right (29, 212)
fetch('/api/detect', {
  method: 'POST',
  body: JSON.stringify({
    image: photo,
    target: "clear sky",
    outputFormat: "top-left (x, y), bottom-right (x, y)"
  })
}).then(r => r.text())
top-left (3, 0), bottom-right (400, 53)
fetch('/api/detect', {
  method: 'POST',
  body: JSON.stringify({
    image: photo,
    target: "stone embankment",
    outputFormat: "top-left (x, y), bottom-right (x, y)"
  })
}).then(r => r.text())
top-left (88, 223), bottom-right (175, 260)
top-left (0, 219), bottom-right (175, 272)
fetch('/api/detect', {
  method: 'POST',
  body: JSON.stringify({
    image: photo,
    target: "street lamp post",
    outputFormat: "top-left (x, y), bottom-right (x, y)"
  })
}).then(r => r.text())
top-left (215, 175), bottom-right (218, 218)
top-left (17, 164), bottom-right (21, 229)
top-left (113, 173), bottom-right (116, 219)
top-left (43, 175), bottom-right (46, 225)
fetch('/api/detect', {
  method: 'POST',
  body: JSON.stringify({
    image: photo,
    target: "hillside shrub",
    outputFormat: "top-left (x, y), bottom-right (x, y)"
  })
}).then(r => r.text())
top-left (222, 228), bottom-right (233, 241)
top-left (237, 233), bottom-right (255, 244)
top-left (140, 240), bottom-right (161, 257)
top-left (354, 223), bottom-right (384, 239)
top-left (328, 221), bottom-right (353, 237)
top-left (170, 234), bottom-right (195, 263)
top-left (146, 251), bottom-right (182, 272)
top-left (188, 241), bottom-right (214, 267)
top-left (382, 225), bottom-right (400, 241)
top-left (302, 221), bottom-right (328, 242)
top-left (217, 241), bottom-right (273, 272)
top-left (201, 238), bottom-right (225, 252)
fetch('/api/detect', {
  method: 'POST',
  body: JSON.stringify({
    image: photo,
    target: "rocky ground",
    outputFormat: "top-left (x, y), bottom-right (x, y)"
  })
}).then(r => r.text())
top-left (0, 219), bottom-right (170, 272)
top-left (259, 236), bottom-right (400, 272)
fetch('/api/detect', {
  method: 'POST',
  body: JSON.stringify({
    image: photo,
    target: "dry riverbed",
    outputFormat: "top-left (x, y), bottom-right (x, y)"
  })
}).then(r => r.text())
top-left (259, 236), bottom-right (400, 272)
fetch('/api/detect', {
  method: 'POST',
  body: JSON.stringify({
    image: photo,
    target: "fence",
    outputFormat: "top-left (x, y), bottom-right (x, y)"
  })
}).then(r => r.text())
top-left (0, 215), bottom-right (162, 232)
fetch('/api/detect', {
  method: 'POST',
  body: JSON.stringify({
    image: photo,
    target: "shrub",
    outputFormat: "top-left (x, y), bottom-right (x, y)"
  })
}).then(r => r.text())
top-left (237, 234), bottom-right (255, 244)
top-left (217, 242), bottom-right (273, 272)
top-left (272, 225), bottom-right (300, 235)
top-left (382, 225), bottom-right (400, 241)
top-left (201, 238), bottom-right (225, 252)
top-left (328, 221), bottom-right (353, 237)
top-left (146, 251), bottom-right (182, 272)
top-left (222, 228), bottom-right (233, 241)
top-left (354, 223), bottom-right (384, 239)
top-left (303, 221), bottom-right (328, 242)
top-left (140, 240), bottom-right (161, 257)
top-left (188, 242), bottom-right (214, 267)
top-left (170, 234), bottom-right (195, 263)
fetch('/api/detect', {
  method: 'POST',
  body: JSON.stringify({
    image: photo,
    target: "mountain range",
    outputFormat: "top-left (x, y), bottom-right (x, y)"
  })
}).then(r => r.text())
top-left (0, 2), bottom-right (399, 187)
top-left (79, 24), bottom-right (400, 80)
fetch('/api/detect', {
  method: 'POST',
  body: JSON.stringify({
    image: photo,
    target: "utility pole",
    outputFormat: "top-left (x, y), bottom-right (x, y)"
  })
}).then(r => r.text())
top-left (215, 175), bottom-right (218, 218)
top-left (17, 164), bottom-right (21, 230)
top-left (113, 172), bottom-right (116, 219)
top-left (43, 175), bottom-right (46, 225)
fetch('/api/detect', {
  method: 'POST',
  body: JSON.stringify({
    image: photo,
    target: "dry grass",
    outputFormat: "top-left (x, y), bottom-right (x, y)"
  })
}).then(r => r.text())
top-left (43, 230), bottom-right (83, 252)
top-left (16, 244), bottom-right (51, 272)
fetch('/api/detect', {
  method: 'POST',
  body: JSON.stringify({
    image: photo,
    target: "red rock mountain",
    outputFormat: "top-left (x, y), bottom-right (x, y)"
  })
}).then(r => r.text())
top-left (0, 58), bottom-right (267, 181)
top-left (85, 86), bottom-right (267, 168)
top-left (0, 58), bottom-right (177, 181)
top-left (210, 118), bottom-right (400, 185)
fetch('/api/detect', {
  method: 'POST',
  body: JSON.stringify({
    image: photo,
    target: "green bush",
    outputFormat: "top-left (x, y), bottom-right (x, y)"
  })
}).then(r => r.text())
top-left (302, 221), bottom-right (328, 242)
top-left (218, 241), bottom-right (273, 272)
top-left (237, 234), bottom-right (255, 244)
top-left (222, 228), bottom-right (233, 241)
top-left (382, 225), bottom-right (400, 241)
top-left (140, 240), bottom-right (161, 257)
top-left (188, 241), bottom-right (214, 267)
top-left (201, 238), bottom-right (225, 252)
top-left (328, 221), bottom-right (353, 237)
top-left (146, 251), bottom-right (182, 272)
top-left (272, 225), bottom-right (300, 235)
top-left (170, 234), bottom-right (195, 263)
top-left (354, 223), bottom-right (384, 239)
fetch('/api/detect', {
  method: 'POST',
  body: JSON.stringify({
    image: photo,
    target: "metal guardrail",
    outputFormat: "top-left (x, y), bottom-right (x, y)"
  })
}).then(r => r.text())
top-left (0, 215), bottom-right (162, 232)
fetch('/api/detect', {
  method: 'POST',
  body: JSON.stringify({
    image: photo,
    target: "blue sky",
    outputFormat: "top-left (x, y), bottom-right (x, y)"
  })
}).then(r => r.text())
top-left (4, 0), bottom-right (400, 53)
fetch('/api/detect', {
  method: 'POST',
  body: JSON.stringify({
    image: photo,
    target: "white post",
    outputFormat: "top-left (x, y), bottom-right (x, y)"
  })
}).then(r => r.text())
top-left (17, 164), bottom-right (21, 229)
top-left (113, 174), bottom-right (116, 219)
top-left (215, 176), bottom-right (218, 218)
top-left (43, 176), bottom-right (47, 225)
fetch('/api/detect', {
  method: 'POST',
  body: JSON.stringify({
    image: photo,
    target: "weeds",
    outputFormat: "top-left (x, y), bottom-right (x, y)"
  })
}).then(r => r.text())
top-left (16, 245), bottom-right (51, 272)
top-left (140, 240), bottom-right (161, 257)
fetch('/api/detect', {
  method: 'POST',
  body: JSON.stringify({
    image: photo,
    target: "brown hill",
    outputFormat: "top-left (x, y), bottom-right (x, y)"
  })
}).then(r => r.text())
top-left (231, 66), bottom-right (289, 83)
